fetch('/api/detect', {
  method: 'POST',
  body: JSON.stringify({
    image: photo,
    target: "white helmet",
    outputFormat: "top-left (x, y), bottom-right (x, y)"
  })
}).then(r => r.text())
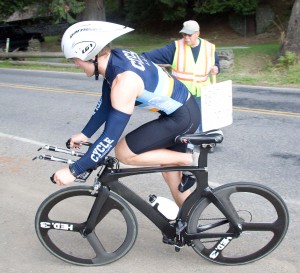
top-left (61, 21), bottom-right (134, 61)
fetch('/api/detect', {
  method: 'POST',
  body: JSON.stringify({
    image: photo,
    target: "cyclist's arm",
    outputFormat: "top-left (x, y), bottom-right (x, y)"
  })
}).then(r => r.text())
top-left (81, 79), bottom-right (112, 138)
top-left (70, 71), bottom-right (143, 175)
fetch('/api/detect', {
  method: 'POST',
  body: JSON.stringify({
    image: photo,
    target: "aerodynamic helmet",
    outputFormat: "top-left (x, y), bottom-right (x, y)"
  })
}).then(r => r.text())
top-left (61, 21), bottom-right (134, 61)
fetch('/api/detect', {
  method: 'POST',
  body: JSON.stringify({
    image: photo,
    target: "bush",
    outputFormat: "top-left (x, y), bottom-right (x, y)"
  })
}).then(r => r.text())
top-left (277, 51), bottom-right (299, 69)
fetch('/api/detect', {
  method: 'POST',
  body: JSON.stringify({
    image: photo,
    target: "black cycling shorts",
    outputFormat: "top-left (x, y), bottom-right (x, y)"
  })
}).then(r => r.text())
top-left (125, 95), bottom-right (200, 154)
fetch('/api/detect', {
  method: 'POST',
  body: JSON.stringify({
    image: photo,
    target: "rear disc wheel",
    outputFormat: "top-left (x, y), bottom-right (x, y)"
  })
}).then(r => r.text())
top-left (187, 182), bottom-right (289, 265)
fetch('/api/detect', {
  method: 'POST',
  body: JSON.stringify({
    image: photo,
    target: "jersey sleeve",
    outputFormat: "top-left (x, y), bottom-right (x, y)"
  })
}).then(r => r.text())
top-left (81, 80), bottom-right (112, 138)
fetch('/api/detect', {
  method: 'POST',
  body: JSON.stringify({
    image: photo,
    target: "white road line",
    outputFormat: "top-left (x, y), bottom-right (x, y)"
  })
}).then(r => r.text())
top-left (0, 132), bottom-right (46, 146)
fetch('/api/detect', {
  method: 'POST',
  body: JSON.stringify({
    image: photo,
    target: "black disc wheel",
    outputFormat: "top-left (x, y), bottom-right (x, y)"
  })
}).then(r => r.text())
top-left (35, 186), bottom-right (138, 266)
top-left (187, 182), bottom-right (289, 265)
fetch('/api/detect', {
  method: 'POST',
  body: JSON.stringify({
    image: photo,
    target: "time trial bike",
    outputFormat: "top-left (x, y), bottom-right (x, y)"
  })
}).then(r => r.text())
top-left (34, 131), bottom-right (289, 266)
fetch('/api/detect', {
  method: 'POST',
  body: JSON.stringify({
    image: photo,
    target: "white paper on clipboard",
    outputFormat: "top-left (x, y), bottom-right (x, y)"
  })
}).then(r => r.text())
top-left (201, 80), bottom-right (233, 132)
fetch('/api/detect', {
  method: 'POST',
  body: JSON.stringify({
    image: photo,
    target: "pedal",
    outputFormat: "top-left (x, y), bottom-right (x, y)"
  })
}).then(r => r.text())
top-left (175, 244), bottom-right (184, 252)
top-left (162, 234), bottom-right (175, 245)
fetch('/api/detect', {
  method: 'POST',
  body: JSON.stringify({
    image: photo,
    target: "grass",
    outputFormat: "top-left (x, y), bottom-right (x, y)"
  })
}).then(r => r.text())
top-left (114, 33), bottom-right (171, 53)
top-left (217, 44), bottom-right (300, 87)
top-left (1, 33), bottom-right (300, 88)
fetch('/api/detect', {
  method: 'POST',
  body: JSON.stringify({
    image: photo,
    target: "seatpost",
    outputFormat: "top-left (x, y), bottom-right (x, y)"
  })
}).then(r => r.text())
top-left (198, 145), bottom-right (210, 168)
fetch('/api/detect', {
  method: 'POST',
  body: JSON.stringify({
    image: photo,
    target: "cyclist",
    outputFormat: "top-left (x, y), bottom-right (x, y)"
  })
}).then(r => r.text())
top-left (53, 21), bottom-right (200, 206)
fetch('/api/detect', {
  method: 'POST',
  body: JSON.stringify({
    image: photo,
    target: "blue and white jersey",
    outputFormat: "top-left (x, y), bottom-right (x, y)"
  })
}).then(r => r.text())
top-left (105, 49), bottom-right (189, 115)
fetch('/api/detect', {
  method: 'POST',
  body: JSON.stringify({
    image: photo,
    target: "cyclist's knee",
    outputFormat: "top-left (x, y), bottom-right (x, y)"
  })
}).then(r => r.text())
top-left (117, 154), bottom-right (134, 165)
top-left (181, 153), bottom-right (193, 165)
top-left (115, 139), bottom-right (136, 164)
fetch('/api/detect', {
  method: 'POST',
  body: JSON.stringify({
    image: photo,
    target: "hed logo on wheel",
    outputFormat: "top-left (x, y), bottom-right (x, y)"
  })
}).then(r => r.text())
top-left (40, 222), bottom-right (74, 231)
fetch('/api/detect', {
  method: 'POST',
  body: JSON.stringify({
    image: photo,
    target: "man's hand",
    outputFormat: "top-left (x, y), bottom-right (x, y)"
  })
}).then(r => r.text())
top-left (210, 66), bottom-right (219, 75)
top-left (53, 167), bottom-right (76, 186)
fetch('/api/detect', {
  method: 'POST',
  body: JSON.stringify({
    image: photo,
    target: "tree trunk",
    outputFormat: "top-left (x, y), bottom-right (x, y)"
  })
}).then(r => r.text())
top-left (78, 0), bottom-right (106, 21)
top-left (280, 0), bottom-right (300, 56)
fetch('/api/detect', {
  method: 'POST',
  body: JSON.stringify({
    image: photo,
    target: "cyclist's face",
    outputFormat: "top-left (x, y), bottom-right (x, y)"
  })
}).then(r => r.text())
top-left (182, 31), bottom-right (199, 47)
top-left (73, 58), bottom-right (95, 78)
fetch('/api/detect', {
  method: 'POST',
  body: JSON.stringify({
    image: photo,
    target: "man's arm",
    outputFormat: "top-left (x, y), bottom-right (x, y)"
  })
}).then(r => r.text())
top-left (214, 52), bottom-right (221, 74)
top-left (141, 42), bottom-right (176, 65)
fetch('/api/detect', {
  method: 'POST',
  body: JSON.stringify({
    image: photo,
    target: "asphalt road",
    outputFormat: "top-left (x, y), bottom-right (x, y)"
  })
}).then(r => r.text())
top-left (0, 68), bottom-right (299, 273)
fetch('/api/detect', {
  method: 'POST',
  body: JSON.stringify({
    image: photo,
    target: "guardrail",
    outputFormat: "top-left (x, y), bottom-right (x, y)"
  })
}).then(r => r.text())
top-left (0, 49), bottom-right (234, 69)
top-left (0, 52), bottom-right (73, 67)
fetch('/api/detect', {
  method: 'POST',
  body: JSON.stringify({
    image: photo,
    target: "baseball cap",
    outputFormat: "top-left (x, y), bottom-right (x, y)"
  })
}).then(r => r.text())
top-left (179, 20), bottom-right (200, 35)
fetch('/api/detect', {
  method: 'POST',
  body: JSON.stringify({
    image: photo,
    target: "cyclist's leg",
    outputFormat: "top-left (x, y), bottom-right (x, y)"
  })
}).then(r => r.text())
top-left (116, 139), bottom-right (192, 166)
top-left (116, 137), bottom-right (192, 206)
top-left (161, 170), bottom-right (191, 206)
top-left (116, 140), bottom-right (191, 206)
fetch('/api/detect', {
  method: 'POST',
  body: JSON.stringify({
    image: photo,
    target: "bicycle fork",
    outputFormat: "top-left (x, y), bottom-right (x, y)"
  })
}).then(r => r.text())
top-left (81, 185), bottom-right (110, 237)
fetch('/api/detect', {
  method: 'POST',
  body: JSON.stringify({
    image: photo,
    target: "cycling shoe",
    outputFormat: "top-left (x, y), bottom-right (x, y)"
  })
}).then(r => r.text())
top-left (178, 174), bottom-right (196, 192)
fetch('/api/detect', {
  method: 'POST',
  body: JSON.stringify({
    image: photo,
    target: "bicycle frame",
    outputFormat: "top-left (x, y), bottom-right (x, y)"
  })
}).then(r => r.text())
top-left (85, 146), bottom-right (242, 242)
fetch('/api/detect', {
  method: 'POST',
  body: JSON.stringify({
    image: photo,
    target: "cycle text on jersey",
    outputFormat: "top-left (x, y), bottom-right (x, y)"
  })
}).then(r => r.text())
top-left (91, 137), bottom-right (114, 162)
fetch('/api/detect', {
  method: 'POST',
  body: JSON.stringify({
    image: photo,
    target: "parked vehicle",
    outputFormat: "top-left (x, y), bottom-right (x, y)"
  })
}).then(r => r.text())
top-left (0, 24), bottom-right (44, 52)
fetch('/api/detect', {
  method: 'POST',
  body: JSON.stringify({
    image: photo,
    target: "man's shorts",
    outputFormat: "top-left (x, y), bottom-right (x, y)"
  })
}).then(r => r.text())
top-left (126, 95), bottom-right (200, 154)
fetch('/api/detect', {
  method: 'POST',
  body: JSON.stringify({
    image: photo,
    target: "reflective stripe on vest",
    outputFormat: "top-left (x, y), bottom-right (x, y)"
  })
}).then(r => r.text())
top-left (171, 38), bottom-right (215, 96)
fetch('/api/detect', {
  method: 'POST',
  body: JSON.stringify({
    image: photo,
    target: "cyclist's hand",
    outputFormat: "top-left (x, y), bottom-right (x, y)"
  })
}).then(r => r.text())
top-left (67, 133), bottom-right (89, 149)
top-left (53, 167), bottom-right (76, 186)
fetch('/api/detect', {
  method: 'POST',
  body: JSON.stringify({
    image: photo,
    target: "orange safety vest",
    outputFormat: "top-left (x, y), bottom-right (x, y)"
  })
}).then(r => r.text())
top-left (172, 38), bottom-right (215, 97)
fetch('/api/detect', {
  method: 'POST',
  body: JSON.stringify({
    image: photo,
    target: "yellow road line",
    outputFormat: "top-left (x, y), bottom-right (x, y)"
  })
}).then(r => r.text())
top-left (1, 82), bottom-right (299, 118)
top-left (233, 106), bottom-right (300, 118)
top-left (0, 82), bottom-right (99, 96)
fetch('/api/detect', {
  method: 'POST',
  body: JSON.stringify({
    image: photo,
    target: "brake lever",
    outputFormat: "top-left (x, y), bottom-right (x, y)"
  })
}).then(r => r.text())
top-left (66, 138), bottom-right (92, 149)
top-left (78, 141), bottom-right (92, 146)
top-left (50, 174), bottom-right (56, 184)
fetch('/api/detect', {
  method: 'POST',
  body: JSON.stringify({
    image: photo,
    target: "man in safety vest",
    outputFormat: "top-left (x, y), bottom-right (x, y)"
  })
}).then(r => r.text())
top-left (142, 20), bottom-right (220, 133)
